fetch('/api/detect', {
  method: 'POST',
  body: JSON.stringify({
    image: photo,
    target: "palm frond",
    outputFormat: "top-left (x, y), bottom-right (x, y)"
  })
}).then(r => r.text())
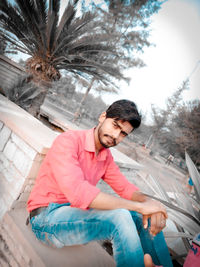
top-left (164, 231), bottom-right (194, 239)
top-left (0, 3), bottom-right (39, 53)
top-left (61, 66), bottom-right (112, 86)
top-left (17, 84), bottom-right (42, 101)
top-left (0, 30), bottom-right (30, 54)
top-left (4, 74), bottom-right (42, 110)
top-left (15, 0), bottom-right (41, 43)
top-left (53, 13), bottom-right (98, 57)
top-left (138, 152), bottom-right (200, 261)
top-left (47, 0), bottom-right (60, 53)
top-left (144, 192), bottom-right (200, 227)
top-left (144, 174), bottom-right (172, 202)
top-left (188, 197), bottom-right (200, 216)
top-left (171, 178), bottom-right (196, 217)
top-left (34, 0), bottom-right (47, 25)
top-left (168, 210), bottom-right (200, 236)
top-left (56, 0), bottom-right (76, 43)
top-left (185, 151), bottom-right (200, 202)
top-left (33, 0), bottom-right (48, 54)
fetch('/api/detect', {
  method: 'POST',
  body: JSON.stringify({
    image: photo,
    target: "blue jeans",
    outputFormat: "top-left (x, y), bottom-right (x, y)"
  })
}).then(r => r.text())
top-left (30, 203), bottom-right (173, 267)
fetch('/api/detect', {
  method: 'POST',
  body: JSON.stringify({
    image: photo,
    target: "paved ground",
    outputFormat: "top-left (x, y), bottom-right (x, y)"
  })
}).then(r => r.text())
top-left (139, 153), bottom-right (186, 192)
top-left (116, 139), bottom-right (187, 194)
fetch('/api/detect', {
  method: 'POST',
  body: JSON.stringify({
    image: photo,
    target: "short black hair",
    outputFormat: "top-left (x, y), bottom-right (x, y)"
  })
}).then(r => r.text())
top-left (106, 99), bottom-right (141, 129)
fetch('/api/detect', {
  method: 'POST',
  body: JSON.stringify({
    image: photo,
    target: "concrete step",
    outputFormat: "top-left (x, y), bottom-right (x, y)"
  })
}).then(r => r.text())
top-left (1, 208), bottom-right (115, 267)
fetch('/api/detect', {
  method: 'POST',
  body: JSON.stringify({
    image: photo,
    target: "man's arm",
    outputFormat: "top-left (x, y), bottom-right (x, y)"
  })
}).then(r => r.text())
top-left (90, 191), bottom-right (167, 236)
top-left (89, 191), bottom-right (167, 218)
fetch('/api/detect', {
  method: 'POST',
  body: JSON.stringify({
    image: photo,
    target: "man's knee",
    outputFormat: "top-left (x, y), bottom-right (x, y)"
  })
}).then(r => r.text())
top-left (108, 209), bottom-right (135, 229)
top-left (129, 210), bottom-right (144, 229)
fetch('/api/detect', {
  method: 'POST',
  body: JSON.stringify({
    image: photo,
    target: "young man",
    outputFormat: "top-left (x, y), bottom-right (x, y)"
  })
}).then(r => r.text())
top-left (27, 100), bottom-right (172, 267)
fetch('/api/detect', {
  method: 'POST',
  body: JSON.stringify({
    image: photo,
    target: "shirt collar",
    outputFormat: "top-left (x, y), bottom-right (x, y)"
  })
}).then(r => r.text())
top-left (85, 128), bottom-right (107, 161)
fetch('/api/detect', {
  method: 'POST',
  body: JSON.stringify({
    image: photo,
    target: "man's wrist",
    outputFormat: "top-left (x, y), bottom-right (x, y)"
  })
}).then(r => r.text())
top-left (131, 201), bottom-right (143, 214)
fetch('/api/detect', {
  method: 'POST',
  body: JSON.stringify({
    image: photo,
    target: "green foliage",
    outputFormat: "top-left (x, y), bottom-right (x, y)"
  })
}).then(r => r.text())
top-left (4, 75), bottom-right (42, 110)
top-left (151, 80), bottom-right (189, 134)
top-left (0, 35), bottom-right (6, 55)
top-left (74, 93), bottom-right (107, 121)
top-left (82, 0), bottom-right (163, 65)
top-left (185, 151), bottom-right (200, 203)
top-left (46, 76), bottom-right (107, 123)
top-left (149, 80), bottom-right (191, 158)
top-left (0, 35), bottom-right (17, 55)
top-left (155, 99), bottom-right (200, 166)
top-left (50, 76), bottom-right (76, 99)
top-left (175, 101), bottom-right (200, 166)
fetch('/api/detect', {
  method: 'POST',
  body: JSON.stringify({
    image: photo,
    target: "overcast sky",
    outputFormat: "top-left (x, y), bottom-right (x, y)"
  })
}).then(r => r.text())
top-left (100, 0), bottom-right (200, 122)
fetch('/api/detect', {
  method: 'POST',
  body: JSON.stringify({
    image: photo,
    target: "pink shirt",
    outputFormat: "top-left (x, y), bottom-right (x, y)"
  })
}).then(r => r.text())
top-left (27, 128), bottom-right (139, 212)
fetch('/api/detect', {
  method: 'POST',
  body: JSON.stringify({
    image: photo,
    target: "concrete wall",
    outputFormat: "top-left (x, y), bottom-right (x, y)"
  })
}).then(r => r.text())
top-left (0, 121), bottom-right (39, 217)
top-left (0, 94), bottom-right (57, 219)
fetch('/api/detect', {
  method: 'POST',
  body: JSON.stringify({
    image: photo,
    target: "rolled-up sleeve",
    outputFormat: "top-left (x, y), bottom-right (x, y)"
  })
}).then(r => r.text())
top-left (102, 151), bottom-right (139, 200)
top-left (48, 133), bottom-right (100, 209)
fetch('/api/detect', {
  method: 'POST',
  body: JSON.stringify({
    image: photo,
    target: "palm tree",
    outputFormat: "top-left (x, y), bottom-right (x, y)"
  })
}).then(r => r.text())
top-left (0, 0), bottom-right (124, 114)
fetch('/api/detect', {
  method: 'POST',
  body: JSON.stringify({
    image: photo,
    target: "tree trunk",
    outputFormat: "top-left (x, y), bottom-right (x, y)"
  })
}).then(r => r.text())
top-left (73, 77), bottom-right (96, 122)
top-left (26, 57), bottom-right (61, 82)
top-left (28, 80), bottom-right (51, 118)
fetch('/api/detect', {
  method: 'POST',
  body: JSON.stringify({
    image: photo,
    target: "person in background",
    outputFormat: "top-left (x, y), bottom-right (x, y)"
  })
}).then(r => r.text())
top-left (186, 173), bottom-right (194, 194)
top-left (27, 99), bottom-right (172, 267)
top-left (165, 154), bottom-right (174, 166)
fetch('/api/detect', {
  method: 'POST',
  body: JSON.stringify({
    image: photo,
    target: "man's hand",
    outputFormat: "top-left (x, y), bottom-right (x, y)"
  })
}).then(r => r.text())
top-left (132, 192), bottom-right (167, 235)
top-left (144, 254), bottom-right (163, 267)
top-left (143, 212), bottom-right (166, 236)
top-left (138, 198), bottom-right (168, 219)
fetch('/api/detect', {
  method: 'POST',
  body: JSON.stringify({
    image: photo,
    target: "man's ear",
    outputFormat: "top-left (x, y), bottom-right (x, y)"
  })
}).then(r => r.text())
top-left (98, 112), bottom-right (106, 123)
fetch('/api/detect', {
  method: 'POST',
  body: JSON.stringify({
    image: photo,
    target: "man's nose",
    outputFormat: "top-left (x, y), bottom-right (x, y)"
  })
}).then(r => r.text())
top-left (112, 129), bottom-right (121, 139)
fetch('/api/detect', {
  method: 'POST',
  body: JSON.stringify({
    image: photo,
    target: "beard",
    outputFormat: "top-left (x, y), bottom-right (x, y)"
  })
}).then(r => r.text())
top-left (98, 125), bottom-right (117, 148)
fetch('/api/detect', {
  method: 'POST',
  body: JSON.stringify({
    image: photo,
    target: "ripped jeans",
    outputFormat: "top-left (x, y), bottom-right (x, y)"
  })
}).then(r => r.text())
top-left (30, 203), bottom-right (173, 267)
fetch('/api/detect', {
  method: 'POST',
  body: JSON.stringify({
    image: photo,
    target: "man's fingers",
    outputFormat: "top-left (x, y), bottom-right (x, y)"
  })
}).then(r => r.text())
top-left (150, 213), bottom-right (166, 236)
top-left (143, 215), bottom-right (149, 229)
top-left (150, 214), bottom-right (157, 236)
top-left (149, 213), bottom-right (163, 236)
top-left (156, 213), bottom-right (164, 234)
top-left (144, 254), bottom-right (155, 267)
top-left (163, 208), bottom-right (168, 219)
top-left (140, 198), bottom-right (168, 220)
top-left (157, 213), bottom-right (166, 230)
top-left (149, 199), bottom-right (168, 218)
top-left (160, 213), bottom-right (166, 229)
top-left (159, 203), bottom-right (168, 219)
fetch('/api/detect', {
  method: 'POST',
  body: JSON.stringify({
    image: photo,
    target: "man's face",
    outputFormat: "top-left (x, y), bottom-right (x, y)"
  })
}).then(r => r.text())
top-left (97, 115), bottom-right (133, 148)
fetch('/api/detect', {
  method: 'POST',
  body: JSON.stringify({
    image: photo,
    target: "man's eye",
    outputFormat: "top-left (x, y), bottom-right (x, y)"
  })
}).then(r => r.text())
top-left (121, 132), bottom-right (127, 137)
